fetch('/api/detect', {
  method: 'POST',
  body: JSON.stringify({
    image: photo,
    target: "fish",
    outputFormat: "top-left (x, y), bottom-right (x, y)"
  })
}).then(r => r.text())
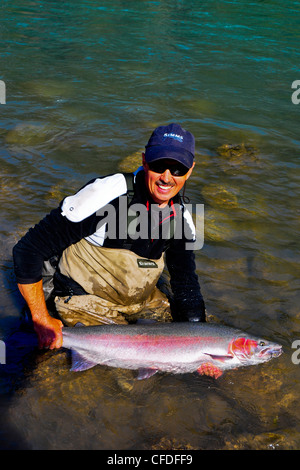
top-left (62, 321), bottom-right (282, 379)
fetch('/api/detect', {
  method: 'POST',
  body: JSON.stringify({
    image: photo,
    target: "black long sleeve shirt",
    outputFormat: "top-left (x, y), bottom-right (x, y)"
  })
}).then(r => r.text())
top-left (13, 170), bottom-right (205, 320)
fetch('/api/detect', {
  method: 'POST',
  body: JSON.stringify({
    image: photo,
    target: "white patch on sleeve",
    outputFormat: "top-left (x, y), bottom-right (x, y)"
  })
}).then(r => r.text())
top-left (61, 173), bottom-right (127, 222)
top-left (183, 205), bottom-right (196, 241)
top-left (85, 224), bottom-right (107, 246)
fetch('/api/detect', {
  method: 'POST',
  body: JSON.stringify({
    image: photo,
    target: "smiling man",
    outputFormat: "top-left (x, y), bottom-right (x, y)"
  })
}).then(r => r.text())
top-left (13, 123), bottom-right (206, 350)
top-left (143, 124), bottom-right (195, 207)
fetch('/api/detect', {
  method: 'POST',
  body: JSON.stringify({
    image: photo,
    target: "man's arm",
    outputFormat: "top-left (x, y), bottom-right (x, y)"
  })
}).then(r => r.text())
top-left (13, 175), bottom-right (128, 348)
top-left (13, 206), bottom-right (96, 348)
top-left (18, 280), bottom-right (63, 349)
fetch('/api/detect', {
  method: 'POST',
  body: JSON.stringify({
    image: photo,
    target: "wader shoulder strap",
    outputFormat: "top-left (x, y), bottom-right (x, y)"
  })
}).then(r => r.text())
top-left (122, 172), bottom-right (137, 251)
top-left (123, 172), bottom-right (135, 205)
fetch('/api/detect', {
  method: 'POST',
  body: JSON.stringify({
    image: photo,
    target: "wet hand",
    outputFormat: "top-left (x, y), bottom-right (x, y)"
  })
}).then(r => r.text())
top-left (33, 316), bottom-right (63, 350)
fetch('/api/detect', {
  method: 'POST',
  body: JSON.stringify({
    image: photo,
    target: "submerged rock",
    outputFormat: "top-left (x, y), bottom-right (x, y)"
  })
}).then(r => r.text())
top-left (216, 143), bottom-right (260, 172)
top-left (202, 209), bottom-right (236, 242)
top-left (217, 143), bottom-right (258, 160)
top-left (45, 184), bottom-right (68, 205)
top-left (201, 183), bottom-right (239, 210)
top-left (118, 150), bottom-right (143, 173)
top-left (23, 79), bottom-right (73, 102)
top-left (44, 182), bottom-right (80, 207)
top-left (5, 123), bottom-right (54, 146)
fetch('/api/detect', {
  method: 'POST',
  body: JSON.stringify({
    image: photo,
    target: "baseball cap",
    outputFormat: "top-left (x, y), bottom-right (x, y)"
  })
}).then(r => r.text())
top-left (144, 123), bottom-right (195, 169)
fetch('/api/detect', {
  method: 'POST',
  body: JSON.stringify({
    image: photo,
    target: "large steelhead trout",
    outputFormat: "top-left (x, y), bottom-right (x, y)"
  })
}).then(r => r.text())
top-left (62, 322), bottom-right (282, 379)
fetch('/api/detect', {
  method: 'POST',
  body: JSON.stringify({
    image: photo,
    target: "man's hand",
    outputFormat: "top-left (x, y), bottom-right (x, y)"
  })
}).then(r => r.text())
top-left (18, 280), bottom-right (63, 349)
top-left (182, 299), bottom-right (206, 323)
top-left (33, 315), bottom-right (63, 349)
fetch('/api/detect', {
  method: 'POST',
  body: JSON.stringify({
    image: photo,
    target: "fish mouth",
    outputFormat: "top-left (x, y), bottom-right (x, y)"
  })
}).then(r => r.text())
top-left (270, 347), bottom-right (283, 358)
top-left (259, 345), bottom-right (282, 358)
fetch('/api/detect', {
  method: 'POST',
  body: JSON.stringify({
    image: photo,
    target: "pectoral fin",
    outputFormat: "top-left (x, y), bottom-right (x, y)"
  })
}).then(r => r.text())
top-left (204, 353), bottom-right (233, 363)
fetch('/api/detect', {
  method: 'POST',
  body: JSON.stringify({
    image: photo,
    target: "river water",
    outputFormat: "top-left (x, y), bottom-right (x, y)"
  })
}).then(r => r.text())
top-left (0, 0), bottom-right (299, 450)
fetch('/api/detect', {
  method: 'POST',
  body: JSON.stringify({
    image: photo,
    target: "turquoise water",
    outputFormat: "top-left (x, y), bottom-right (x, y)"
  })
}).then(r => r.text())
top-left (0, 0), bottom-right (299, 450)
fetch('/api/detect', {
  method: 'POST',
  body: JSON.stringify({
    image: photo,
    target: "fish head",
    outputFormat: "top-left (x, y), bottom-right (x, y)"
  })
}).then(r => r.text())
top-left (229, 335), bottom-right (282, 364)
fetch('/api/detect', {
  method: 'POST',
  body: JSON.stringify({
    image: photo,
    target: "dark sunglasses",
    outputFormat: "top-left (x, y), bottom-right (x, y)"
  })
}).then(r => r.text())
top-left (147, 160), bottom-right (189, 177)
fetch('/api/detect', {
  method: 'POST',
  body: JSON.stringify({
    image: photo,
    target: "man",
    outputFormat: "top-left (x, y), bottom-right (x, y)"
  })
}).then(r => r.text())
top-left (13, 123), bottom-right (206, 350)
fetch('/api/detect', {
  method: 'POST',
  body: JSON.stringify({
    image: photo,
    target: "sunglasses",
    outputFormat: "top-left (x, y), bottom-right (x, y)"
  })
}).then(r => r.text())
top-left (147, 160), bottom-right (189, 177)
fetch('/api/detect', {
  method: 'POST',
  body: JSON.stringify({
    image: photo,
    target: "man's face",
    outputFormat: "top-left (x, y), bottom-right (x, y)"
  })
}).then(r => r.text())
top-left (142, 154), bottom-right (195, 207)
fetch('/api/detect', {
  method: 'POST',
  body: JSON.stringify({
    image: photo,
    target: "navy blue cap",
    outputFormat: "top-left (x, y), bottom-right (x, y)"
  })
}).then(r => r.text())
top-left (145, 123), bottom-right (195, 169)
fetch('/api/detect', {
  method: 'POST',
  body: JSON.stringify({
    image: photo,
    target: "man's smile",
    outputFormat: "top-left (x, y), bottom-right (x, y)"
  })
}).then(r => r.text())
top-left (156, 181), bottom-right (175, 191)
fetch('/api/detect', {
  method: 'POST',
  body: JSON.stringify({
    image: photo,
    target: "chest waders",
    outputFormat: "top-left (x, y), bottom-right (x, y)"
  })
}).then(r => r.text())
top-left (54, 173), bottom-right (172, 326)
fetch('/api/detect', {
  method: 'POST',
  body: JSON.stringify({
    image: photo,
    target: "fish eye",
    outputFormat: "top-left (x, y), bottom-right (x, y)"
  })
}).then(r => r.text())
top-left (259, 341), bottom-right (266, 346)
